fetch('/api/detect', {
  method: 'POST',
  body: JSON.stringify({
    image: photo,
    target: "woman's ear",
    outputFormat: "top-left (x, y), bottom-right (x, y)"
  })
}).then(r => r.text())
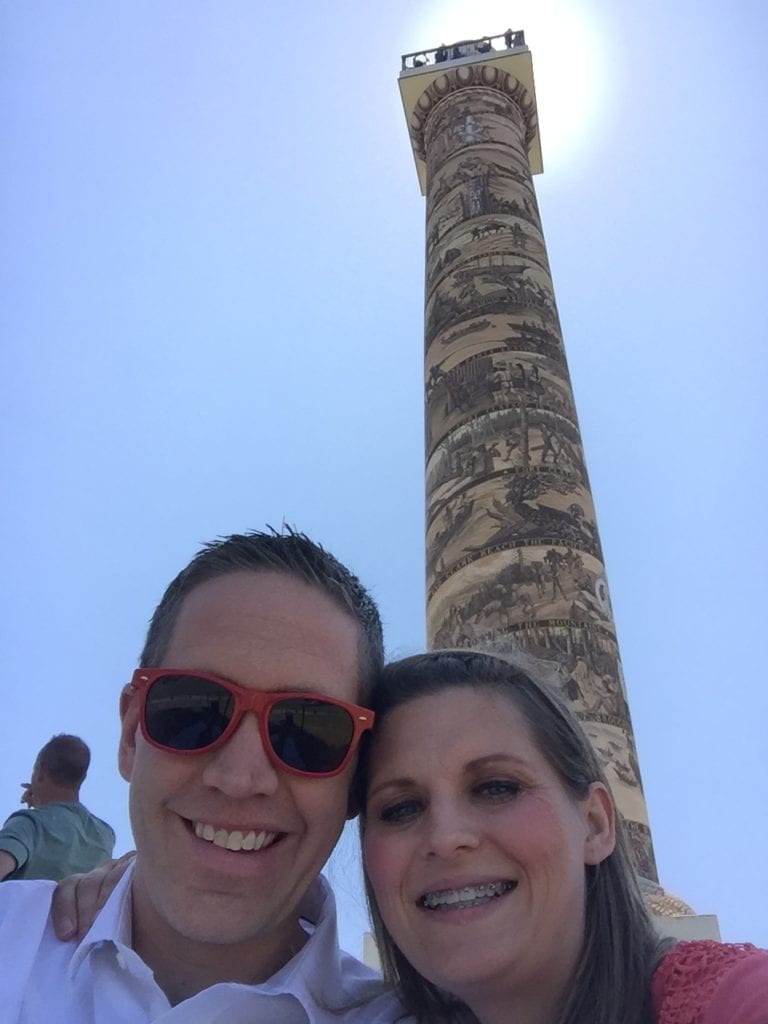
top-left (583, 782), bottom-right (616, 865)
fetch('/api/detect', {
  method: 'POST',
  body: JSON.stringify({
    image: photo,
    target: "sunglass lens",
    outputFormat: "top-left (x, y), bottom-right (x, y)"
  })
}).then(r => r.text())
top-left (145, 674), bottom-right (234, 751)
top-left (268, 699), bottom-right (354, 773)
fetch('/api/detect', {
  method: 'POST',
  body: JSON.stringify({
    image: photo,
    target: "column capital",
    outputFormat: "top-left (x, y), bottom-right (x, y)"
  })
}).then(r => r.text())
top-left (408, 65), bottom-right (539, 168)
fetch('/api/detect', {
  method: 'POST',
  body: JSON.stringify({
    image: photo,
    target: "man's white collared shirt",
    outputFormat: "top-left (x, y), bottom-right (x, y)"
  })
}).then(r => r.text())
top-left (0, 864), bottom-right (406, 1023)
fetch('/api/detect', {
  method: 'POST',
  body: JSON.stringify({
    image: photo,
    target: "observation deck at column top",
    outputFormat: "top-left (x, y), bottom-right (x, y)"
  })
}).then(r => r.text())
top-left (398, 29), bottom-right (543, 193)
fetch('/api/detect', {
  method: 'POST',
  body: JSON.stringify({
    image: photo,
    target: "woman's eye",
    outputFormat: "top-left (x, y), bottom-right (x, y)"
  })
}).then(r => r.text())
top-left (379, 799), bottom-right (423, 824)
top-left (476, 779), bottom-right (521, 799)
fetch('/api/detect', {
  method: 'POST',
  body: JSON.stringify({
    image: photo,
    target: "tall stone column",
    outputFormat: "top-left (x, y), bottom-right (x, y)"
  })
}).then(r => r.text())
top-left (402, 53), bottom-right (657, 881)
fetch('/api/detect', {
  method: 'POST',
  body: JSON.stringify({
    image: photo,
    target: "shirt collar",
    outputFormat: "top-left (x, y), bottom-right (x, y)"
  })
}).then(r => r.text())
top-left (249, 875), bottom-right (341, 995)
top-left (259, 875), bottom-right (390, 1012)
top-left (67, 865), bottom-right (390, 1013)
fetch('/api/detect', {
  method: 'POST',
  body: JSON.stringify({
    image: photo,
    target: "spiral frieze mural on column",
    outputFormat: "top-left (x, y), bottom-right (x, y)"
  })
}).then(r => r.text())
top-left (419, 69), bottom-right (657, 881)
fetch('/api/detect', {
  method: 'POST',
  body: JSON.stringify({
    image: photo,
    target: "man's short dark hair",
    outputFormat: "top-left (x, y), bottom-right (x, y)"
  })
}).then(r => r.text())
top-left (140, 527), bottom-right (384, 697)
top-left (38, 734), bottom-right (91, 788)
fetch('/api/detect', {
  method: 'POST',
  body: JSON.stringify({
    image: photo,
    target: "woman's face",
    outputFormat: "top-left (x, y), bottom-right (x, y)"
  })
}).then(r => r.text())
top-left (362, 685), bottom-right (613, 1011)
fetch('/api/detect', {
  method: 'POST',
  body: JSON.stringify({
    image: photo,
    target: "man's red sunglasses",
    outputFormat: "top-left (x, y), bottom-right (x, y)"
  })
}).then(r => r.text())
top-left (130, 668), bottom-right (375, 779)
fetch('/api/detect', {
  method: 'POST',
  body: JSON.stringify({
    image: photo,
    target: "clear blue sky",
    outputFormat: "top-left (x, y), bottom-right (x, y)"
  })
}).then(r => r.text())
top-left (1, 0), bottom-right (766, 955)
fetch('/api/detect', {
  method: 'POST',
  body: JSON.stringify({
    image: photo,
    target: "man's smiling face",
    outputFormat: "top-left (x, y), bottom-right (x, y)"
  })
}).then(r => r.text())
top-left (119, 569), bottom-right (362, 969)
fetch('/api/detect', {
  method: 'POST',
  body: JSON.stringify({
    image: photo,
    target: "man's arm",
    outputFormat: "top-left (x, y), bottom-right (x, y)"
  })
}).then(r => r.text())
top-left (0, 849), bottom-right (18, 880)
top-left (0, 811), bottom-right (37, 879)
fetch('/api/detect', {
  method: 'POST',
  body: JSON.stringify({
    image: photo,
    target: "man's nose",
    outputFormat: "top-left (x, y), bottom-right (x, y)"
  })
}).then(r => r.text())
top-left (201, 712), bottom-right (280, 797)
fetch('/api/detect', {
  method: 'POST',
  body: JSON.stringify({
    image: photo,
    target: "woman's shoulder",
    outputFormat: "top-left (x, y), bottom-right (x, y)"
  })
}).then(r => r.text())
top-left (652, 939), bottom-right (768, 1024)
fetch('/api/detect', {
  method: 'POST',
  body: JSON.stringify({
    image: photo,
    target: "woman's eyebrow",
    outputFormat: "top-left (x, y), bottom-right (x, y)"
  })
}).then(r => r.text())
top-left (465, 753), bottom-right (532, 771)
top-left (366, 776), bottom-right (416, 801)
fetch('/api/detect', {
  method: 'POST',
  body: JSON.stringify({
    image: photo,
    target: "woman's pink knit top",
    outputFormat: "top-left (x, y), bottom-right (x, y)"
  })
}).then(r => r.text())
top-left (652, 940), bottom-right (768, 1024)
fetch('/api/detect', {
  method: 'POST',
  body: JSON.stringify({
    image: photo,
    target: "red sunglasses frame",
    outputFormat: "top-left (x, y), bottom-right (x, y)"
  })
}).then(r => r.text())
top-left (129, 668), bottom-right (375, 778)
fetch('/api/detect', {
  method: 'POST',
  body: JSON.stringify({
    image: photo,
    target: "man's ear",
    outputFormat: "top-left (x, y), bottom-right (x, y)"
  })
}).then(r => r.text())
top-left (118, 684), bottom-right (140, 782)
top-left (583, 782), bottom-right (616, 865)
top-left (346, 792), bottom-right (360, 821)
top-left (343, 771), bottom-right (361, 820)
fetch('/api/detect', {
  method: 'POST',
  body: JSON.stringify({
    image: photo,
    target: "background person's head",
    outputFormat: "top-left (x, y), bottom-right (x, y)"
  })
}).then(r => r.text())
top-left (358, 650), bottom-right (664, 1024)
top-left (23, 734), bottom-right (91, 806)
top-left (139, 527), bottom-right (384, 699)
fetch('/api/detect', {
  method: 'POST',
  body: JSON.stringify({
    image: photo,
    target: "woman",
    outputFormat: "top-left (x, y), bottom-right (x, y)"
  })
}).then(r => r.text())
top-left (357, 650), bottom-right (768, 1024)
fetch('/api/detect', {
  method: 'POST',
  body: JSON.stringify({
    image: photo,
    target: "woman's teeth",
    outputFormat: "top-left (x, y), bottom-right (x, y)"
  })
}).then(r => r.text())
top-left (420, 880), bottom-right (517, 910)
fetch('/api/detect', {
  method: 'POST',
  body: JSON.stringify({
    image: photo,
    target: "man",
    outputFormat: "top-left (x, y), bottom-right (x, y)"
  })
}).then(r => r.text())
top-left (0, 734), bottom-right (115, 881)
top-left (0, 529), bottom-right (405, 1022)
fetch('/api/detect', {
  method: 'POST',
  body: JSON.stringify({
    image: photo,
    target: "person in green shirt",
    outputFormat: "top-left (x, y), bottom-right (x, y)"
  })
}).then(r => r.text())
top-left (0, 734), bottom-right (115, 881)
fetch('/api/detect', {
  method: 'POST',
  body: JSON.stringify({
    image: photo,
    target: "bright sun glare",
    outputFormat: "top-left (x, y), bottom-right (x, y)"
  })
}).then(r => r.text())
top-left (408, 0), bottom-right (606, 170)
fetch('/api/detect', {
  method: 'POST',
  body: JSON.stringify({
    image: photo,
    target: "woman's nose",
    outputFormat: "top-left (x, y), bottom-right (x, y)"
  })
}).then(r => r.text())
top-left (423, 801), bottom-right (481, 858)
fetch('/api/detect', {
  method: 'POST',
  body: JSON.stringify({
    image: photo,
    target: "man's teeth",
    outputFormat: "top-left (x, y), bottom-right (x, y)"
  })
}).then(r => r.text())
top-left (194, 822), bottom-right (277, 852)
top-left (421, 881), bottom-right (517, 910)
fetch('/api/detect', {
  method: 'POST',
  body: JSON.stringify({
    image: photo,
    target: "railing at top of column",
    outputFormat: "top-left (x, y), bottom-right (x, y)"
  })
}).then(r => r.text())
top-left (400, 30), bottom-right (526, 73)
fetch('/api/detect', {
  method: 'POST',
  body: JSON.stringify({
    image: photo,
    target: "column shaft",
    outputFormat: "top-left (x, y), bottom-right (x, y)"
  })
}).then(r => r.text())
top-left (419, 66), bottom-right (657, 880)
